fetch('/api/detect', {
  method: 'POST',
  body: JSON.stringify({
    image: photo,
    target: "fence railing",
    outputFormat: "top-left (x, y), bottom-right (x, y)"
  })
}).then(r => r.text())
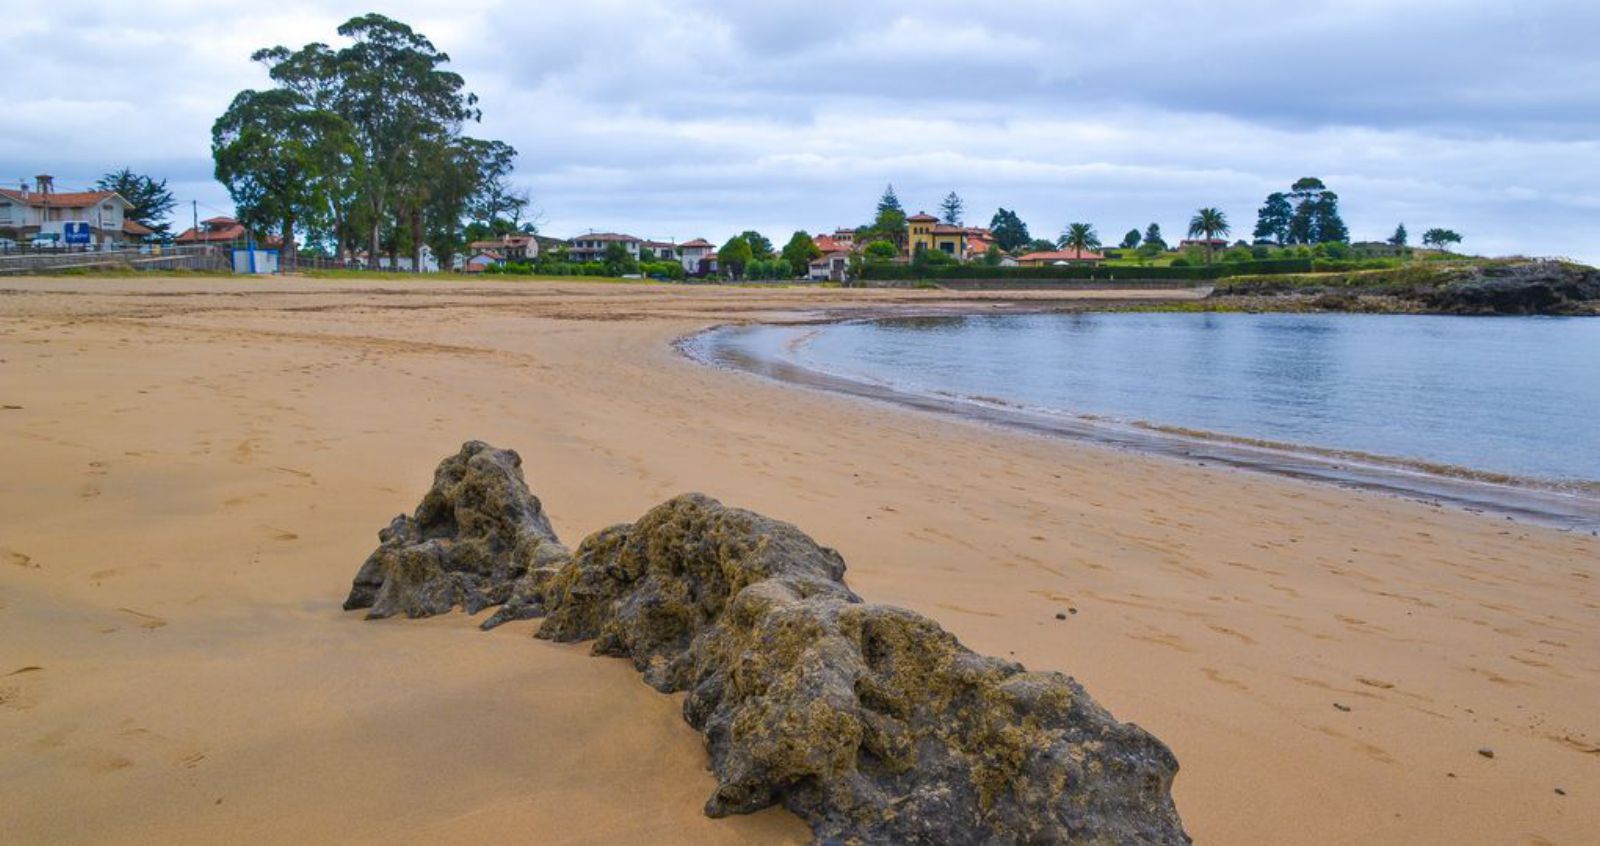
top-left (0, 245), bottom-right (230, 276)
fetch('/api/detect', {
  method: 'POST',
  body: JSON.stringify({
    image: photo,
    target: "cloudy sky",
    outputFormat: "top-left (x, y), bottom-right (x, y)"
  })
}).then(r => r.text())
top-left (4, 1), bottom-right (1597, 260)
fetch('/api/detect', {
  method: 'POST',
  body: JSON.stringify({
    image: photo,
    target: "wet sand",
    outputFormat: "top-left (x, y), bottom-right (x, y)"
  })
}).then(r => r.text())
top-left (1, 276), bottom-right (1596, 844)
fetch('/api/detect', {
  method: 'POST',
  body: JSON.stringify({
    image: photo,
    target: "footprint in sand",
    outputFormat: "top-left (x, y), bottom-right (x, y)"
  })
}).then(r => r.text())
top-left (260, 525), bottom-right (299, 542)
top-left (1201, 667), bottom-right (1249, 692)
top-left (3, 548), bottom-right (39, 569)
top-left (116, 608), bottom-right (167, 630)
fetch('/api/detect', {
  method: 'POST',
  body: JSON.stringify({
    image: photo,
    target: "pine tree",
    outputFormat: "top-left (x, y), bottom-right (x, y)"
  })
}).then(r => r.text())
top-left (1253, 193), bottom-right (1292, 244)
top-left (1143, 223), bottom-right (1166, 250)
top-left (1389, 223), bottom-right (1408, 247)
top-left (876, 184), bottom-right (903, 217)
top-left (939, 191), bottom-right (964, 226)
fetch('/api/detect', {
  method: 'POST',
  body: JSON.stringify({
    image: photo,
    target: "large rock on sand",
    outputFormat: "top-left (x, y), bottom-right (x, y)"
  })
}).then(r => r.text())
top-left (345, 444), bottom-right (1190, 844)
top-left (342, 441), bottom-right (570, 619)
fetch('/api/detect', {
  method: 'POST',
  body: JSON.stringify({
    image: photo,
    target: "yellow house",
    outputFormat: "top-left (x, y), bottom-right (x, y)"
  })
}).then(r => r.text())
top-left (906, 213), bottom-right (965, 257)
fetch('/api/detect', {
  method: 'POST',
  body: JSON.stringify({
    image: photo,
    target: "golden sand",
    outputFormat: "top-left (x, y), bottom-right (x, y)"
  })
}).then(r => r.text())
top-left (1, 277), bottom-right (1595, 844)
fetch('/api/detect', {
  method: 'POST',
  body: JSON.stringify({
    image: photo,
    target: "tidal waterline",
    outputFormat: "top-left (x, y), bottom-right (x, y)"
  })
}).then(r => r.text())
top-left (685, 312), bottom-right (1600, 529)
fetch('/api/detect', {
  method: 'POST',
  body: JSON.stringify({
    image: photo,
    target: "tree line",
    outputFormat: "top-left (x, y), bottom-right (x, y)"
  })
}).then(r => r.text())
top-left (211, 14), bottom-right (527, 270)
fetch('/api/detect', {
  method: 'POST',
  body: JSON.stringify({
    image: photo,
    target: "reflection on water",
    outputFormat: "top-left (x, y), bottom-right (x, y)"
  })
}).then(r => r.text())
top-left (792, 313), bottom-right (1600, 484)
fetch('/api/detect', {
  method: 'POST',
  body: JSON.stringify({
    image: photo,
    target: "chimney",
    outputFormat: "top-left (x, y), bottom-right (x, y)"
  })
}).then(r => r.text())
top-left (18, 179), bottom-right (28, 199)
top-left (34, 174), bottom-right (54, 196)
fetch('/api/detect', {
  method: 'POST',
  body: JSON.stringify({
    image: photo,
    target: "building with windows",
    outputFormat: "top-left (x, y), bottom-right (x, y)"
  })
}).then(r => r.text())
top-left (567, 232), bottom-right (643, 263)
top-left (469, 234), bottom-right (539, 262)
top-left (906, 213), bottom-right (967, 257)
top-left (0, 175), bottom-right (146, 246)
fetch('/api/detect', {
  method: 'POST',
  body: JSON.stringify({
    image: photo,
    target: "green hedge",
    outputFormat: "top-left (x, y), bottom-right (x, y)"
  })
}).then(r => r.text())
top-left (858, 258), bottom-right (1312, 282)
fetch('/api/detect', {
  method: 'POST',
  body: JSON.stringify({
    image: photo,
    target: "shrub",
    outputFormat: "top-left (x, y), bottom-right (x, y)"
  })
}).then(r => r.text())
top-left (857, 258), bottom-right (1313, 282)
top-left (863, 240), bottom-right (899, 262)
top-left (1169, 257), bottom-right (1192, 267)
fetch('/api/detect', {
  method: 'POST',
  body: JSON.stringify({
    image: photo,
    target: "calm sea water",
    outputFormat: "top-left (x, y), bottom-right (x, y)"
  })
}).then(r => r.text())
top-left (782, 313), bottom-right (1600, 484)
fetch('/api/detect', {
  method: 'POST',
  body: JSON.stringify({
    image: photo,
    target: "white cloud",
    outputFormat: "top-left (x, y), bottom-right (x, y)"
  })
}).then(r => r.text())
top-left (1, 0), bottom-right (1595, 261)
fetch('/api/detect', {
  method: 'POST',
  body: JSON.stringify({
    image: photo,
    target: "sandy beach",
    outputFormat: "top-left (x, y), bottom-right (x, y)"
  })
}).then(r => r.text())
top-left (2, 276), bottom-right (1596, 844)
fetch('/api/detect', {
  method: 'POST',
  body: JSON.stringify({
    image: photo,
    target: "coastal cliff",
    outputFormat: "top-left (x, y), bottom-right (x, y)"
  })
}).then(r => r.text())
top-left (345, 441), bottom-right (1191, 845)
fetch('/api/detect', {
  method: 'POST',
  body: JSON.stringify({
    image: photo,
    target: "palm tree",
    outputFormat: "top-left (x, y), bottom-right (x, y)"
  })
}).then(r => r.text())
top-left (1187, 207), bottom-right (1230, 264)
top-left (1057, 222), bottom-right (1100, 256)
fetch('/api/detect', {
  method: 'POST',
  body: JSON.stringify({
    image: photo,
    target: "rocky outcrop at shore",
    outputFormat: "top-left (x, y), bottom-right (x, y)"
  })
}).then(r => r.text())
top-left (1412, 261), bottom-right (1600, 315)
top-left (344, 442), bottom-right (1191, 844)
top-left (1214, 260), bottom-right (1600, 315)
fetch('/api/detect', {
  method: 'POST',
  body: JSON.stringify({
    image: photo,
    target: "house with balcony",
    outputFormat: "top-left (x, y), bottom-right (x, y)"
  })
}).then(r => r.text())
top-left (567, 232), bottom-right (643, 263)
top-left (469, 233), bottom-right (539, 262)
top-left (0, 175), bottom-right (148, 246)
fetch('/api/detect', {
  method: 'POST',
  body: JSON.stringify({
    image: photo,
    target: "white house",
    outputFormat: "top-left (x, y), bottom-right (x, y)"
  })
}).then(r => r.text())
top-left (676, 238), bottom-right (717, 275)
top-left (808, 250), bottom-right (851, 282)
top-left (0, 175), bottom-right (147, 247)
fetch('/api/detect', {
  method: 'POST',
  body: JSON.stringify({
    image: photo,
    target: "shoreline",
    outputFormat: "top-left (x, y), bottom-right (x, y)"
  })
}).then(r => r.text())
top-left (684, 319), bottom-right (1600, 532)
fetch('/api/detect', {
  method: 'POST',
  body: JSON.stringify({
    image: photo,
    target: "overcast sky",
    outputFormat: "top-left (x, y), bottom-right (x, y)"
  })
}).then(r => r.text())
top-left (3, 1), bottom-right (1596, 260)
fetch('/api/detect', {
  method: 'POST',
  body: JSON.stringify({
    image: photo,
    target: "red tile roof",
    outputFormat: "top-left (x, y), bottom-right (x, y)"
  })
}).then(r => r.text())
top-left (574, 232), bottom-right (640, 242)
top-left (1016, 249), bottom-right (1105, 262)
top-left (0, 188), bottom-right (129, 209)
top-left (174, 217), bottom-right (282, 247)
top-left (813, 235), bottom-right (851, 253)
top-left (678, 238), bottom-right (714, 249)
top-left (122, 220), bottom-right (154, 236)
top-left (176, 218), bottom-right (247, 244)
top-left (907, 213), bottom-right (939, 222)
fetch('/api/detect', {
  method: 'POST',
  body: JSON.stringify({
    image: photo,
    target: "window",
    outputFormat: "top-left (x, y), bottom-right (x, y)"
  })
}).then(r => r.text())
top-left (0, 202), bottom-right (10, 223)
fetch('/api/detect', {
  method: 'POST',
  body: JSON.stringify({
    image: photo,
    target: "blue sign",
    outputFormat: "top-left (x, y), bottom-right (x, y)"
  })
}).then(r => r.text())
top-left (63, 222), bottom-right (91, 245)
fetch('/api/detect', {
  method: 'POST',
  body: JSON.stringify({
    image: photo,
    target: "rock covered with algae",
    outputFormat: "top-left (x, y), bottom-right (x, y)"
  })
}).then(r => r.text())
top-left (342, 441), bottom-right (570, 619)
top-left (344, 443), bottom-right (1190, 844)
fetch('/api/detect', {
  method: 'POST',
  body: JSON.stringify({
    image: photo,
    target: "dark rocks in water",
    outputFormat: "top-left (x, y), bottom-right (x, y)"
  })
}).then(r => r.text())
top-left (342, 441), bottom-right (570, 620)
top-left (346, 444), bottom-right (1190, 844)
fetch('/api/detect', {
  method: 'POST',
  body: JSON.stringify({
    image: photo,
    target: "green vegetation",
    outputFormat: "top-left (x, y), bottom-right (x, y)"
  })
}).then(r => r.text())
top-left (939, 191), bottom-right (964, 225)
top-left (213, 14), bottom-right (521, 271)
top-left (739, 230), bottom-right (775, 260)
top-left (1143, 223), bottom-right (1167, 250)
top-left (718, 235), bottom-right (754, 279)
top-left (1057, 222), bottom-right (1101, 253)
top-left (1423, 228), bottom-right (1464, 251)
top-left (859, 258), bottom-right (1314, 282)
top-left (780, 231), bottom-right (821, 277)
top-left (1187, 207), bottom-right (1230, 263)
top-left (94, 169), bottom-right (176, 241)
top-left (989, 209), bottom-right (1030, 252)
top-left (863, 240), bottom-right (899, 262)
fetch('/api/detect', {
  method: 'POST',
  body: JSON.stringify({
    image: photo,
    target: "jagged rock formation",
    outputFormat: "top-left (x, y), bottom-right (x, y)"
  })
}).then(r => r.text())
top-left (1215, 260), bottom-right (1600, 315)
top-left (1414, 261), bottom-right (1600, 315)
top-left (342, 441), bottom-right (570, 619)
top-left (345, 443), bottom-right (1190, 844)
